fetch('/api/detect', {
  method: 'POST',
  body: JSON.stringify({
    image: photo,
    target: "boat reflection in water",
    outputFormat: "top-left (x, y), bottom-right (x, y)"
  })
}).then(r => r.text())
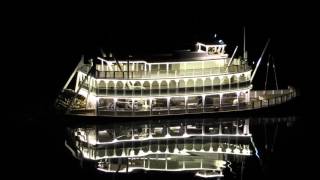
top-left (65, 116), bottom-right (296, 179)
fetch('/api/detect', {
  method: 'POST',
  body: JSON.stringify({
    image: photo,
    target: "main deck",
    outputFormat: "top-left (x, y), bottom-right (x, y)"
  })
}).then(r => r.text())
top-left (60, 88), bottom-right (296, 117)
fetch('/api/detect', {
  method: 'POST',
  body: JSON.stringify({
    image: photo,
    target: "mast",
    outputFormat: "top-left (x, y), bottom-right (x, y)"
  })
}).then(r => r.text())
top-left (243, 27), bottom-right (247, 61)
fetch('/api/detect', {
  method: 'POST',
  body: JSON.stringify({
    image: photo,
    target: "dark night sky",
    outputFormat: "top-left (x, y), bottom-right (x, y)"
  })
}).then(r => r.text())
top-left (4, 2), bottom-right (312, 125)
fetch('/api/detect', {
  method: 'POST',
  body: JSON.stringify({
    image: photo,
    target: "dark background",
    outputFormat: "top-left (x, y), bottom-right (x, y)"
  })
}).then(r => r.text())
top-left (4, 2), bottom-right (312, 180)
top-left (7, 2), bottom-right (310, 115)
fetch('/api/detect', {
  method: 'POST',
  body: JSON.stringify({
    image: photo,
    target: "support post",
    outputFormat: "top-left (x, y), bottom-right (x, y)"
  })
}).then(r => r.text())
top-left (127, 59), bottom-right (130, 79)
top-left (167, 97), bottom-right (170, 114)
top-left (202, 95), bottom-right (205, 112)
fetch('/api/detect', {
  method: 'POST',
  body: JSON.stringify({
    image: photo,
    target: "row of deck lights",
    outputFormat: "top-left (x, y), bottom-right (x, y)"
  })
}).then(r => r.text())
top-left (81, 143), bottom-right (251, 160)
top-left (77, 124), bottom-right (250, 145)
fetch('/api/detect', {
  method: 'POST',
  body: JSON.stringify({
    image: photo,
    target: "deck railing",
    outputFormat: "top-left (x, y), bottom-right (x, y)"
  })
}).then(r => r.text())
top-left (68, 87), bottom-right (297, 117)
top-left (94, 82), bottom-right (251, 96)
top-left (94, 64), bottom-right (251, 79)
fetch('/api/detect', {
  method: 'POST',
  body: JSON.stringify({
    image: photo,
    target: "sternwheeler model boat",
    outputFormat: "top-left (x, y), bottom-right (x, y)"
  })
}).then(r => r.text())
top-left (55, 31), bottom-right (297, 118)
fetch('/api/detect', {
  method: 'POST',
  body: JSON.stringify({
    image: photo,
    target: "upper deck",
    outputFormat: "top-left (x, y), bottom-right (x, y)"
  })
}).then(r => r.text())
top-left (78, 42), bottom-right (251, 80)
top-left (85, 59), bottom-right (251, 80)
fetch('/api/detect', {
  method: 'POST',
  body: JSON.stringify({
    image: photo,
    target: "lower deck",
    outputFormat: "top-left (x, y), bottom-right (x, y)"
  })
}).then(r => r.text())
top-left (64, 88), bottom-right (296, 117)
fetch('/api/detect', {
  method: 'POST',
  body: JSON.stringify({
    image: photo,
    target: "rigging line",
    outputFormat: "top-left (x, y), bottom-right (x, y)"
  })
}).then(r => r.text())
top-left (264, 54), bottom-right (271, 90)
top-left (272, 56), bottom-right (279, 90)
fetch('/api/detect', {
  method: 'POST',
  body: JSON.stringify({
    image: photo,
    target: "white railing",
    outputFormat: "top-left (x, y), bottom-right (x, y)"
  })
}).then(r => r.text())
top-left (68, 87), bottom-right (297, 117)
top-left (94, 64), bottom-right (251, 80)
